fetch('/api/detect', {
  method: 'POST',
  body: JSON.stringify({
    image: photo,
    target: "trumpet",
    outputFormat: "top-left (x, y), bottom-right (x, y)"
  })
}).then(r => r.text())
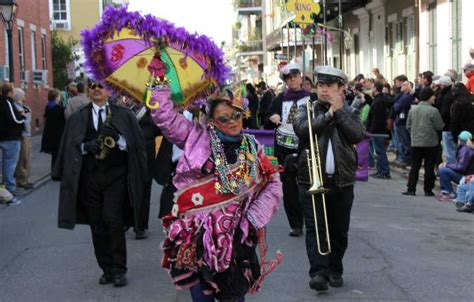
top-left (306, 99), bottom-right (331, 255)
top-left (96, 106), bottom-right (116, 160)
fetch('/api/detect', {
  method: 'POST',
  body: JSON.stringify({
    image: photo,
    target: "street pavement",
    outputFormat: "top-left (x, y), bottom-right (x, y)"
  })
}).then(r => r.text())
top-left (1, 165), bottom-right (473, 301)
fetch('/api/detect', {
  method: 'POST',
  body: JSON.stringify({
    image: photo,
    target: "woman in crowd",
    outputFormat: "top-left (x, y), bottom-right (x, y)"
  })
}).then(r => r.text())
top-left (12, 88), bottom-right (33, 189)
top-left (245, 83), bottom-right (259, 129)
top-left (302, 76), bottom-right (314, 93)
top-left (41, 88), bottom-right (66, 172)
top-left (150, 86), bottom-right (282, 302)
top-left (437, 131), bottom-right (474, 201)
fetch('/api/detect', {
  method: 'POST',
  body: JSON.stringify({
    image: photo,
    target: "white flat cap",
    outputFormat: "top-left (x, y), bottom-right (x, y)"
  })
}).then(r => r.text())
top-left (314, 66), bottom-right (348, 84)
top-left (279, 63), bottom-right (303, 80)
top-left (433, 75), bottom-right (452, 86)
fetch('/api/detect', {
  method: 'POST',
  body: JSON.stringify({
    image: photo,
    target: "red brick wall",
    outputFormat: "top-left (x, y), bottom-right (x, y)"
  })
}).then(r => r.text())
top-left (0, 0), bottom-right (53, 134)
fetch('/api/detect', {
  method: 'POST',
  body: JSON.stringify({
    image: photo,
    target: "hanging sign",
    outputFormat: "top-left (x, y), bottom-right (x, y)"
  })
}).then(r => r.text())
top-left (286, 0), bottom-right (320, 24)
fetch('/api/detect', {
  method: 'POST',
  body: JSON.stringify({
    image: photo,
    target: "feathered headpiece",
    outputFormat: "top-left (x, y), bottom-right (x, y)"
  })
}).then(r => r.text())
top-left (207, 86), bottom-right (250, 117)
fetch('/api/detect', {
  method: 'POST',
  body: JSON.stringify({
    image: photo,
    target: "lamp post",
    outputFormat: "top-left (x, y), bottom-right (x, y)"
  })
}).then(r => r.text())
top-left (0, 0), bottom-right (18, 83)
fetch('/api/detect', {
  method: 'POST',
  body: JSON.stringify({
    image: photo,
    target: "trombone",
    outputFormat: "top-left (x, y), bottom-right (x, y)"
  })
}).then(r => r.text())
top-left (306, 99), bottom-right (331, 255)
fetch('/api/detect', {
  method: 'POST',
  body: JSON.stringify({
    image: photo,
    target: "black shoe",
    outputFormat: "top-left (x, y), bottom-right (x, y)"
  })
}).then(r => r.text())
top-left (288, 228), bottom-right (302, 237)
top-left (328, 275), bottom-right (344, 287)
top-left (309, 274), bottom-right (328, 292)
top-left (135, 230), bottom-right (148, 240)
top-left (402, 191), bottom-right (415, 196)
top-left (424, 191), bottom-right (435, 197)
top-left (17, 182), bottom-right (34, 189)
top-left (113, 274), bottom-right (127, 287)
top-left (457, 204), bottom-right (473, 213)
top-left (371, 173), bottom-right (391, 179)
top-left (99, 273), bottom-right (114, 285)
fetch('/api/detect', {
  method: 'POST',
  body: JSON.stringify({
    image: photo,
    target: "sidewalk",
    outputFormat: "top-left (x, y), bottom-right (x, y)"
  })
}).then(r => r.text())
top-left (0, 135), bottom-right (51, 200)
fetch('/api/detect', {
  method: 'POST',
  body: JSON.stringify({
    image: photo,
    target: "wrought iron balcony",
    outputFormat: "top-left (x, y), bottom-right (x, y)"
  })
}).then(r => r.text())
top-left (235, 0), bottom-right (262, 15)
top-left (237, 40), bottom-right (263, 53)
top-left (233, 0), bottom-right (262, 8)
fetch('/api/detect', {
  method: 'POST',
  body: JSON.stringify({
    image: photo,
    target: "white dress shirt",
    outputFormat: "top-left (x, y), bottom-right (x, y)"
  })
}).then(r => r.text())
top-left (325, 138), bottom-right (335, 175)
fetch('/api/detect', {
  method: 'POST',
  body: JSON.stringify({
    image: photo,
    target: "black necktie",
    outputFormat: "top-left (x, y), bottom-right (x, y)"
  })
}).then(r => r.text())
top-left (97, 109), bottom-right (104, 132)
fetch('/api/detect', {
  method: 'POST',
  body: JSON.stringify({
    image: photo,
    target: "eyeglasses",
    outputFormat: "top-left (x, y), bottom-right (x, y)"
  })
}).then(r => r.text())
top-left (215, 111), bottom-right (243, 123)
top-left (88, 82), bottom-right (104, 90)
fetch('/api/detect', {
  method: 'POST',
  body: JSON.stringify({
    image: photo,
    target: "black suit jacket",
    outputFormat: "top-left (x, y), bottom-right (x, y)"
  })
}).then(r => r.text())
top-left (53, 102), bottom-right (148, 230)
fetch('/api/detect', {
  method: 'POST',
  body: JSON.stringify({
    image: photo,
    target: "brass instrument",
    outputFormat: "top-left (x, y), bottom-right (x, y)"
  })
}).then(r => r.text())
top-left (96, 106), bottom-right (116, 160)
top-left (306, 99), bottom-right (331, 255)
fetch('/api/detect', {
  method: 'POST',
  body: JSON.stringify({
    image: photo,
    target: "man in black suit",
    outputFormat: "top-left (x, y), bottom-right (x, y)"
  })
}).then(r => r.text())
top-left (52, 81), bottom-right (147, 287)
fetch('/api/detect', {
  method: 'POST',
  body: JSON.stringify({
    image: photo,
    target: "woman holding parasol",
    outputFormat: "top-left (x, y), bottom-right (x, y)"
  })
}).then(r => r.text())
top-left (81, 6), bottom-right (283, 301)
top-left (149, 85), bottom-right (282, 301)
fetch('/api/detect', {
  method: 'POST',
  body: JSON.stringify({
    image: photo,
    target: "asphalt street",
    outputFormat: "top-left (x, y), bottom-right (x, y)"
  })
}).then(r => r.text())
top-left (0, 173), bottom-right (473, 302)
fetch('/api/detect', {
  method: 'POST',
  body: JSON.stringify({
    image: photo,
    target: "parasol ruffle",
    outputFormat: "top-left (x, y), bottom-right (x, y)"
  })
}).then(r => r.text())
top-left (81, 5), bottom-right (229, 104)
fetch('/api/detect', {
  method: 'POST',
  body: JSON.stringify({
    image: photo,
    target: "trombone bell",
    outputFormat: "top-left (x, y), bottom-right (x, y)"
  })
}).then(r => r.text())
top-left (307, 184), bottom-right (329, 195)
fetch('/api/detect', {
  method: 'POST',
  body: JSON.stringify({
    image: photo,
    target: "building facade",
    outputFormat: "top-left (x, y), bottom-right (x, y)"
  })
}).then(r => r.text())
top-left (232, 0), bottom-right (266, 83)
top-left (49, 0), bottom-right (129, 79)
top-left (252, 0), bottom-right (471, 86)
top-left (0, 0), bottom-right (53, 134)
top-left (327, 0), bottom-right (472, 82)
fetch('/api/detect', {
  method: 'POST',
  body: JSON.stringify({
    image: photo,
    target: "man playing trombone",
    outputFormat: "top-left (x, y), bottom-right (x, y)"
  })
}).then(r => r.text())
top-left (293, 66), bottom-right (366, 292)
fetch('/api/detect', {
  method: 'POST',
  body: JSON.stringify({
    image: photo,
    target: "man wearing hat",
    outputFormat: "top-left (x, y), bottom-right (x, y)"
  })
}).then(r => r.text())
top-left (403, 87), bottom-right (444, 196)
top-left (293, 66), bottom-right (366, 292)
top-left (264, 63), bottom-right (317, 237)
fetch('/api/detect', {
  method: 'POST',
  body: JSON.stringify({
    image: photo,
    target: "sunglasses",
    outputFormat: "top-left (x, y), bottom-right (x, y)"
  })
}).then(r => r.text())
top-left (88, 82), bottom-right (104, 90)
top-left (215, 111), bottom-right (243, 123)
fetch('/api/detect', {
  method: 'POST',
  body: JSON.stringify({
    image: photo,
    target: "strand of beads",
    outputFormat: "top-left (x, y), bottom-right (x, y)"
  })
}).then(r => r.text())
top-left (209, 126), bottom-right (259, 195)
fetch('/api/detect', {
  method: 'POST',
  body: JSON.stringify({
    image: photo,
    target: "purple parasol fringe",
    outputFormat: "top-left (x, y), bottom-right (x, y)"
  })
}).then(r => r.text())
top-left (81, 5), bottom-right (230, 103)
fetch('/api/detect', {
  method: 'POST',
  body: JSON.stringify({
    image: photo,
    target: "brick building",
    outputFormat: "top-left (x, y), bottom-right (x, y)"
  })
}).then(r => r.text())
top-left (0, 0), bottom-right (53, 134)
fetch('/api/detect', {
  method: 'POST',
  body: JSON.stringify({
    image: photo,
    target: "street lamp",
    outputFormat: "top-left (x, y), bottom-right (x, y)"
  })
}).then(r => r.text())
top-left (0, 0), bottom-right (18, 83)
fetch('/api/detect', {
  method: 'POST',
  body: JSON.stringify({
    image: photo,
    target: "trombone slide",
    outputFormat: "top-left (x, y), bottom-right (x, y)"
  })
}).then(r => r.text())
top-left (305, 100), bottom-right (332, 255)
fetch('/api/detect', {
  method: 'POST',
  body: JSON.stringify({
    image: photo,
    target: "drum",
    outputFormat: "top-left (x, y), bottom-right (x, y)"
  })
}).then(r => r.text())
top-left (276, 124), bottom-right (299, 150)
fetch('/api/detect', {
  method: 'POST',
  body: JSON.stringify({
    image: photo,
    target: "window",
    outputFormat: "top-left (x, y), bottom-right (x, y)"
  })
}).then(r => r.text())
top-left (353, 33), bottom-right (360, 73)
top-left (18, 26), bottom-right (25, 73)
top-left (41, 34), bottom-right (47, 69)
top-left (428, 3), bottom-right (437, 74)
top-left (52, 0), bottom-right (67, 21)
top-left (31, 30), bottom-right (37, 70)
top-left (395, 21), bottom-right (403, 53)
top-left (404, 16), bottom-right (415, 53)
top-left (52, 0), bottom-right (70, 30)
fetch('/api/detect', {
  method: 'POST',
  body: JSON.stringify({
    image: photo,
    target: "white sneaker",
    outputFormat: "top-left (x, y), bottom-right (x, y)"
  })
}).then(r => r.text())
top-left (8, 197), bottom-right (21, 205)
top-left (0, 185), bottom-right (13, 203)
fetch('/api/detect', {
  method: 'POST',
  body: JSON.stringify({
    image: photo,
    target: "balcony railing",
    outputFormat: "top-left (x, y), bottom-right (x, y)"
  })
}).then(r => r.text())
top-left (237, 40), bottom-right (263, 53)
top-left (233, 0), bottom-right (262, 9)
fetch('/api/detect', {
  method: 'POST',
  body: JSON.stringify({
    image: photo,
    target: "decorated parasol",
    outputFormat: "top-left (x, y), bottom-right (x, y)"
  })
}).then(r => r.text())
top-left (81, 6), bottom-right (229, 108)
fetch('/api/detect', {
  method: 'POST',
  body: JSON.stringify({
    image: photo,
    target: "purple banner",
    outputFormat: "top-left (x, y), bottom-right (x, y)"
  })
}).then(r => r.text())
top-left (244, 129), bottom-right (275, 147)
top-left (356, 138), bottom-right (370, 181)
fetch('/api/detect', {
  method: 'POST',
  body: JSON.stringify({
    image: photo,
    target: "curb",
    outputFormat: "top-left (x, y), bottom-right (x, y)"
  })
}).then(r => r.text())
top-left (20, 173), bottom-right (52, 198)
top-left (0, 174), bottom-right (51, 209)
